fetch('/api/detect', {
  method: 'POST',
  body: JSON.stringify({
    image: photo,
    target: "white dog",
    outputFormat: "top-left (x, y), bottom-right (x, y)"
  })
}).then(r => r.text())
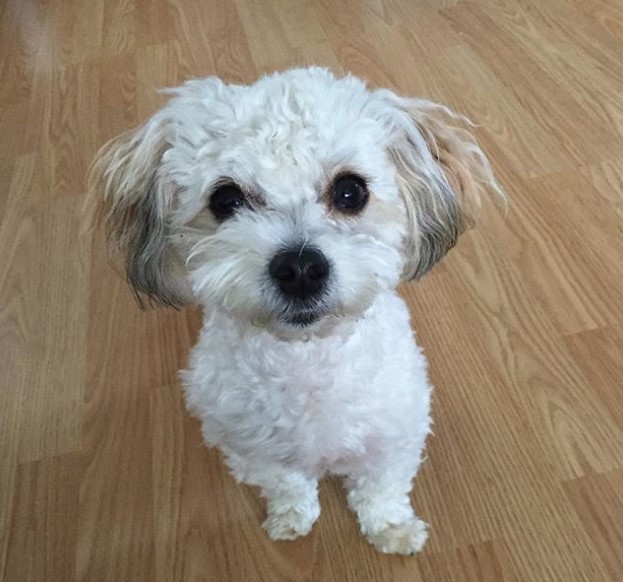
top-left (88, 67), bottom-right (499, 555)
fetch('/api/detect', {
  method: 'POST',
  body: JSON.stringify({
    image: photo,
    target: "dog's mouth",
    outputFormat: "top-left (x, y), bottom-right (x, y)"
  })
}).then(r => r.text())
top-left (279, 300), bottom-right (332, 327)
top-left (284, 311), bottom-right (322, 326)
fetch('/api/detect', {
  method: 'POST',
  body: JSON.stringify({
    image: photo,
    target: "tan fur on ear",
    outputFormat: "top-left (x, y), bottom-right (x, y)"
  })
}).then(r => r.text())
top-left (85, 119), bottom-right (187, 308)
top-left (383, 95), bottom-right (503, 280)
top-left (407, 102), bottom-right (500, 228)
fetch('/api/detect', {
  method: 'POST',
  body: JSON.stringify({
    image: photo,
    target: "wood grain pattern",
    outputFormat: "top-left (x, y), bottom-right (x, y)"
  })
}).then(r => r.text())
top-left (1, 0), bottom-right (622, 580)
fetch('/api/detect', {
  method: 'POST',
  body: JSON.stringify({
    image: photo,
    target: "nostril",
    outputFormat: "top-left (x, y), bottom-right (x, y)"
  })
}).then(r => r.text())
top-left (306, 261), bottom-right (328, 281)
top-left (272, 262), bottom-right (297, 283)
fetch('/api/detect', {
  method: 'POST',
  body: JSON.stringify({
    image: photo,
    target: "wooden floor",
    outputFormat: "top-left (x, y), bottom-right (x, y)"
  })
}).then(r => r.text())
top-left (2, 0), bottom-right (623, 580)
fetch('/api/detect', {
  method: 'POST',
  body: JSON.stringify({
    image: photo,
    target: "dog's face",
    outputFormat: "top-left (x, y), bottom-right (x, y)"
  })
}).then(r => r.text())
top-left (89, 68), bottom-right (498, 331)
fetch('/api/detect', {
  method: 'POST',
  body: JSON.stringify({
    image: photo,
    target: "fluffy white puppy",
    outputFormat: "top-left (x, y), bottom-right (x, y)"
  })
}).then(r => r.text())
top-left (88, 67), bottom-right (499, 555)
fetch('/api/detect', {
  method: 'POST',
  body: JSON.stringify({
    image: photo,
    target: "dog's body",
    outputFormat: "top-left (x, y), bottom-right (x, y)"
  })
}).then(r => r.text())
top-left (184, 291), bottom-right (431, 549)
top-left (88, 67), bottom-right (500, 554)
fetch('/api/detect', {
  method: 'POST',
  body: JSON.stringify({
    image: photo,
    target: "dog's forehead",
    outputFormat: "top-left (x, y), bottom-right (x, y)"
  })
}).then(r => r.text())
top-left (188, 71), bottom-right (390, 200)
top-left (235, 111), bottom-right (386, 202)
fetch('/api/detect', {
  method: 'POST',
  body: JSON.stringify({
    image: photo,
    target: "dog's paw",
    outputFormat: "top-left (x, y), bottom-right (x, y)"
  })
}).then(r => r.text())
top-left (263, 507), bottom-right (316, 541)
top-left (366, 518), bottom-right (428, 555)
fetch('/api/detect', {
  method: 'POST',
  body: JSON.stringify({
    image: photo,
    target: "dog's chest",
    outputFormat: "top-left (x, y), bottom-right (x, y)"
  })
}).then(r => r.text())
top-left (183, 296), bottom-right (424, 472)
top-left (188, 324), bottom-right (393, 469)
top-left (239, 337), bottom-right (382, 460)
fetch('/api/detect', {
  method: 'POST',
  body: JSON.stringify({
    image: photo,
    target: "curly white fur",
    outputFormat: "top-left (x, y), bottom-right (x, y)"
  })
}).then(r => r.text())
top-left (87, 67), bottom-right (500, 555)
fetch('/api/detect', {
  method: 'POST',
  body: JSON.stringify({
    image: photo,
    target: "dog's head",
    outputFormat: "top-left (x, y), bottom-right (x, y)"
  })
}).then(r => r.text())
top-left (88, 68), bottom-right (500, 331)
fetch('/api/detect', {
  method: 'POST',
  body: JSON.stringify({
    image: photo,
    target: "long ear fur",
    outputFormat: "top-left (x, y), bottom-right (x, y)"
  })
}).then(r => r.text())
top-left (85, 117), bottom-right (186, 308)
top-left (381, 93), bottom-right (503, 280)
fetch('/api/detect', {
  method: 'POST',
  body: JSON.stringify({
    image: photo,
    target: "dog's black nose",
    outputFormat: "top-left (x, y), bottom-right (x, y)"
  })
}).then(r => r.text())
top-left (269, 247), bottom-right (329, 299)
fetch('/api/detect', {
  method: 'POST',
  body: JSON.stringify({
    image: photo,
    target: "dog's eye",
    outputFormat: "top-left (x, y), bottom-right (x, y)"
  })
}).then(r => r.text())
top-left (332, 175), bottom-right (369, 213)
top-left (209, 184), bottom-right (248, 221)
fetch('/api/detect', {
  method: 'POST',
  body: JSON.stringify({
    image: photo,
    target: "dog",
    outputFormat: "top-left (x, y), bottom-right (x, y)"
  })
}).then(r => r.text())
top-left (87, 67), bottom-right (500, 555)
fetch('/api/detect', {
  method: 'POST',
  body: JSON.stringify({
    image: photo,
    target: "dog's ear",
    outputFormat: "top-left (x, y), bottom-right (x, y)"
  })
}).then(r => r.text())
top-left (85, 116), bottom-right (186, 308)
top-left (380, 93), bottom-right (501, 280)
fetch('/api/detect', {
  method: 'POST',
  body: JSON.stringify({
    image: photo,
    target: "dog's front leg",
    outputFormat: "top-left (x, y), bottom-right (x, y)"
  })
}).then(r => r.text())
top-left (244, 465), bottom-right (320, 541)
top-left (345, 454), bottom-right (428, 555)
